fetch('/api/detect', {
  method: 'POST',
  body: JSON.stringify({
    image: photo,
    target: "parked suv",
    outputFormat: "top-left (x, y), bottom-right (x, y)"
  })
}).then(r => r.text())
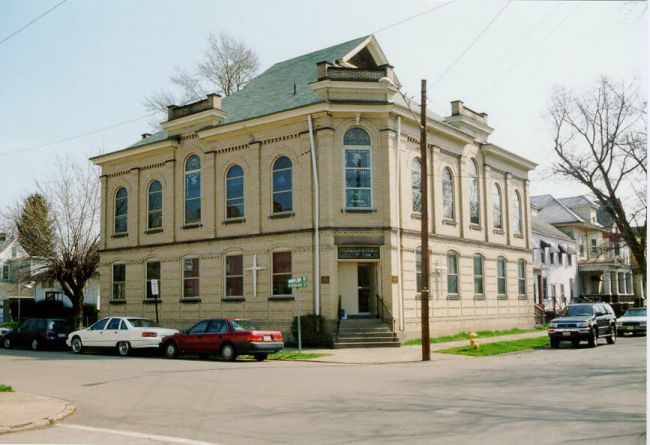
top-left (547, 303), bottom-right (617, 348)
top-left (2, 318), bottom-right (74, 351)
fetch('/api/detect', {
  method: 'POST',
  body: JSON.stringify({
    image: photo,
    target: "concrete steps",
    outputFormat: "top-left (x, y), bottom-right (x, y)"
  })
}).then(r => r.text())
top-left (334, 318), bottom-right (400, 349)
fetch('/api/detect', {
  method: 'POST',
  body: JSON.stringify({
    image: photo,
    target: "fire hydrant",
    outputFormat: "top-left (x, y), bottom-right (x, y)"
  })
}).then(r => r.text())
top-left (469, 332), bottom-right (479, 349)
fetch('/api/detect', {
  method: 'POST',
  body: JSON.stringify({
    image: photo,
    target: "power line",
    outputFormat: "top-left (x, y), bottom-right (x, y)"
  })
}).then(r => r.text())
top-left (429, 0), bottom-right (512, 90)
top-left (0, 113), bottom-right (157, 157)
top-left (0, 0), bottom-right (69, 46)
top-left (373, 0), bottom-right (458, 35)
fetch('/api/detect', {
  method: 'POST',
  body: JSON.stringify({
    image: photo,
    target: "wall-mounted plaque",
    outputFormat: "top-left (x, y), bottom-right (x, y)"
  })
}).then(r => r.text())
top-left (338, 247), bottom-right (380, 260)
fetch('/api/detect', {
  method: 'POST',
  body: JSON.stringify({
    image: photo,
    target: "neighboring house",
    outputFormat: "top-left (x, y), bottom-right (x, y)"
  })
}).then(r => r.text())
top-left (33, 276), bottom-right (101, 310)
top-left (531, 194), bottom-right (635, 313)
top-left (531, 205), bottom-right (578, 320)
top-left (0, 237), bottom-right (37, 322)
top-left (91, 35), bottom-right (537, 341)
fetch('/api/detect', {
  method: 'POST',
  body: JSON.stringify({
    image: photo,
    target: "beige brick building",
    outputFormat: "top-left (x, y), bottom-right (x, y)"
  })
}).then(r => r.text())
top-left (91, 35), bottom-right (537, 341)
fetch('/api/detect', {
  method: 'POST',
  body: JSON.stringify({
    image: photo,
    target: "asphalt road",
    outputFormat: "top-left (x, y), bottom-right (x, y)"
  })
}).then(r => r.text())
top-left (0, 337), bottom-right (645, 445)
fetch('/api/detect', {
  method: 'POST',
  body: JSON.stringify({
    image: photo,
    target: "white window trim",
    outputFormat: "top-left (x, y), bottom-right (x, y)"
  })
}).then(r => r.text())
top-left (147, 181), bottom-right (163, 230)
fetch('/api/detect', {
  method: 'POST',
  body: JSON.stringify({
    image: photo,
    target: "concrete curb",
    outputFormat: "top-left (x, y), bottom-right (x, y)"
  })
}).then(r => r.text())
top-left (0, 394), bottom-right (76, 436)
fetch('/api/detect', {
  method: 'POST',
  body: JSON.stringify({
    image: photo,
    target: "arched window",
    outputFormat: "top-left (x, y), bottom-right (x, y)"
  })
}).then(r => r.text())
top-left (272, 156), bottom-right (292, 213)
top-left (469, 160), bottom-right (480, 225)
top-left (344, 128), bottom-right (372, 208)
top-left (518, 259), bottom-right (526, 296)
top-left (442, 168), bottom-right (455, 220)
top-left (513, 190), bottom-right (522, 234)
top-left (184, 155), bottom-right (201, 224)
top-left (493, 184), bottom-right (502, 230)
top-left (497, 257), bottom-right (507, 296)
top-left (114, 187), bottom-right (128, 234)
top-left (226, 165), bottom-right (244, 218)
top-left (447, 252), bottom-right (458, 295)
top-left (147, 180), bottom-right (162, 229)
top-left (411, 158), bottom-right (422, 213)
top-left (473, 254), bottom-right (484, 295)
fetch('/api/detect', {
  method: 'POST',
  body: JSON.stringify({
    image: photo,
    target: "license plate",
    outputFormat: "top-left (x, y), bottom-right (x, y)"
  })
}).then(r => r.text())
top-left (263, 335), bottom-right (272, 341)
top-left (58, 333), bottom-right (66, 338)
top-left (562, 332), bottom-right (570, 336)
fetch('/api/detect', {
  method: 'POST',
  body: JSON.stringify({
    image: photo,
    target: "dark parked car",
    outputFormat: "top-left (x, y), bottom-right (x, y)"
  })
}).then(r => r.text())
top-left (2, 318), bottom-right (74, 351)
top-left (161, 318), bottom-right (284, 362)
top-left (547, 303), bottom-right (617, 348)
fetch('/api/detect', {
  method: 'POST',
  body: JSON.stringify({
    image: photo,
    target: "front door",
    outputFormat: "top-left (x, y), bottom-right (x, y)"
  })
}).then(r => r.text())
top-left (337, 263), bottom-right (376, 315)
top-left (357, 264), bottom-right (371, 313)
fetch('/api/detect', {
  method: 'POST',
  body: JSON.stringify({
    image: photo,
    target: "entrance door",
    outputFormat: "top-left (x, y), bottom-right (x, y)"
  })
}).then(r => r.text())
top-left (337, 263), bottom-right (376, 315)
top-left (357, 264), bottom-right (371, 313)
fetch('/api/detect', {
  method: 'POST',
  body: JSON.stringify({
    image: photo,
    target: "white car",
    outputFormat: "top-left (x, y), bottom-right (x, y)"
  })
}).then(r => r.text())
top-left (616, 308), bottom-right (647, 336)
top-left (66, 317), bottom-right (178, 356)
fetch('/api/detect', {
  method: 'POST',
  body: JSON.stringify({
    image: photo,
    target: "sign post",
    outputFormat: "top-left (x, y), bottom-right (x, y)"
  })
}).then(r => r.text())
top-left (151, 279), bottom-right (160, 325)
top-left (288, 277), bottom-right (308, 353)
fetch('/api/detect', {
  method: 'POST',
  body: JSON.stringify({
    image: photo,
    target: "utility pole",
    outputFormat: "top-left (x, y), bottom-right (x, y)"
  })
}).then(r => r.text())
top-left (420, 79), bottom-right (431, 361)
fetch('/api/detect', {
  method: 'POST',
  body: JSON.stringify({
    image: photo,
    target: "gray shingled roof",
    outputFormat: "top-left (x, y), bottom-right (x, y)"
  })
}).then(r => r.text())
top-left (531, 195), bottom-right (585, 225)
top-left (558, 195), bottom-right (596, 209)
top-left (531, 215), bottom-right (574, 241)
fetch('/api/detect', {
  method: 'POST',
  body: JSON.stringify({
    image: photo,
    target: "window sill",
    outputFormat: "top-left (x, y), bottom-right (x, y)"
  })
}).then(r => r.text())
top-left (447, 294), bottom-right (460, 300)
top-left (142, 299), bottom-right (162, 304)
top-left (269, 212), bottom-right (294, 219)
top-left (518, 295), bottom-right (527, 300)
top-left (411, 212), bottom-right (421, 219)
top-left (493, 228), bottom-right (504, 235)
top-left (268, 296), bottom-right (295, 301)
top-left (183, 223), bottom-right (202, 230)
top-left (473, 295), bottom-right (486, 300)
top-left (223, 217), bottom-right (246, 225)
top-left (341, 208), bottom-right (377, 213)
top-left (442, 219), bottom-right (457, 226)
top-left (469, 223), bottom-right (482, 231)
top-left (109, 299), bottom-right (127, 305)
top-left (145, 228), bottom-right (163, 234)
top-left (179, 298), bottom-right (201, 304)
top-left (112, 233), bottom-right (128, 239)
top-left (497, 295), bottom-right (508, 300)
top-left (222, 296), bottom-right (245, 302)
top-left (514, 233), bottom-right (524, 239)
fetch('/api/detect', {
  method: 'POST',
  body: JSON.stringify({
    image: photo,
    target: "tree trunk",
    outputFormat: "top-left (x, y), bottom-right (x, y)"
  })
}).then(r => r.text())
top-left (72, 292), bottom-right (85, 330)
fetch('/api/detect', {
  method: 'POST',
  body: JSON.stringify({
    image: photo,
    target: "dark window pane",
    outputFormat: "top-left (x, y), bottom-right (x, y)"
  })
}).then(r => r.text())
top-left (185, 173), bottom-right (200, 199)
top-left (184, 278), bottom-right (199, 298)
top-left (185, 199), bottom-right (201, 224)
top-left (343, 128), bottom-right (371, 146)
top-left (273, 274), bottom-right (291, 295)
top-left (227, 165), bottom-right (243, 179)
top-left (226, 201), bottom-right (244, 218)
top-left (226, 276), bottom-right (243, 297)
top-left (226, 256), bottom-right (243, 275)
top-left (149, 180), bottom-right (162, 193)
top-left (273, 156), bottom-right (292, 170)
top-left (114, 217), bottom-right (127, 234)
top-left (345, 189), bottom-right (371, 208)
top-left (227, 177), bottom-right (244, 199)
top-left (149, 190), bottom-right (162, 211)
top-left (113, 264), bottom-right (125, 281)
top-left (148, 211), bottom-right (162, 229)
top-left (273, 191), bottom-right (292, 213)
top-left (345, 150), bottom-right (370, 168)
top-left (448, 275), bottom-right (458, 294)
top-left (345, 169), bottom-right (371, 188)
top-left (185, 155), bottom-right (200, 171)
top-left (115, 195), bottom-right (128, 216)
top-left (273, 169), bottom-right (292, 192)
top-left (273, 252), bottom-right (291, 274)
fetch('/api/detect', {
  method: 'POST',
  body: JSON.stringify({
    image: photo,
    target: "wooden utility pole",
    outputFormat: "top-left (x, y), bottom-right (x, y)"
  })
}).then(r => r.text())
top-left (420, 79), bottom-right (431, 361)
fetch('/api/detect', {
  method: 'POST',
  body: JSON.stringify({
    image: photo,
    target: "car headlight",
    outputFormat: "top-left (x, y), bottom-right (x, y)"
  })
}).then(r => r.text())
top-left (582, 321), bottom-right (591, 327)
top-left (548, 323), bottom-right (557, 328)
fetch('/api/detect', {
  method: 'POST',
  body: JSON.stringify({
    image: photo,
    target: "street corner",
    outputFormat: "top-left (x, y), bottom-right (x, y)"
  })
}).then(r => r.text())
top-left (0, 392), bottom-right (75, 435)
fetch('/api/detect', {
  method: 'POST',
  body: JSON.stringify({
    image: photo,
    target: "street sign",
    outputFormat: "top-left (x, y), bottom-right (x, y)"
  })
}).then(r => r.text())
top-left (288, 277), bottom-right (308, 288)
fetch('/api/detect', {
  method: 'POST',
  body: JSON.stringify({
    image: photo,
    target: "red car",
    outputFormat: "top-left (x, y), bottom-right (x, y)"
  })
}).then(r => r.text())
top-left (161, 318), bottom-right (284, 362)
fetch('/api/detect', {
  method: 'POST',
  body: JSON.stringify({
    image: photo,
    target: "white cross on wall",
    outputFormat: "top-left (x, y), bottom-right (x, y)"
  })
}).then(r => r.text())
top-left (245, 254), bottom-right (266, 298)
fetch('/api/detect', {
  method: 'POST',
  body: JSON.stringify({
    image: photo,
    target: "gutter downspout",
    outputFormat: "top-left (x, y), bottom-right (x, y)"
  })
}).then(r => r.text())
top-left (307, 115), bottom-right (320, 316)
top-left (396, 116), bottom-right (404, 331)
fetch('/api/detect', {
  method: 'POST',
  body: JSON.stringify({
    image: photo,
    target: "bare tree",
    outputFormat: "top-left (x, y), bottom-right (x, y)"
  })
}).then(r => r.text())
top-left (144, 32), bottom-right (259, 124)
top-left (549, 77), bottom-right (647, 277)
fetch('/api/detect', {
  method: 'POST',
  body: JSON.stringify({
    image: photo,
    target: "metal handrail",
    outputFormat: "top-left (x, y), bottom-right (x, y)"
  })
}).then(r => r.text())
top-left (375, 294), bottom-right (396, 333)
top-left (336, 294), bottom-right (342, 335)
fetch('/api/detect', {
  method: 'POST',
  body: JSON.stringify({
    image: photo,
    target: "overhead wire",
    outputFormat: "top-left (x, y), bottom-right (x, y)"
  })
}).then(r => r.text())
top-left (373, 0), bottom-right (458, 34)
top-left (0, 0), bottom-right (69, 46)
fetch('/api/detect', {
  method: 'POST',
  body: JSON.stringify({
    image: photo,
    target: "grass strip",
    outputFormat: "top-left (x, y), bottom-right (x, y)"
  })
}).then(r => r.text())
top-left (435, 336), bottom-right (550, 357)
top-left (268, 352), bottom-right (331, 360)
top-left (0, 385), bottom-right (13, 392)
top-left (0, 322), bottom-right (18, 329)
top-left (403, 326), bottom-right (546, 346)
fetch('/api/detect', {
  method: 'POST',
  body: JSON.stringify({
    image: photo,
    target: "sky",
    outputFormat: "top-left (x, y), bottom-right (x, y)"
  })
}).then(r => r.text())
top-left (0, 0), bottom-right (647, 211)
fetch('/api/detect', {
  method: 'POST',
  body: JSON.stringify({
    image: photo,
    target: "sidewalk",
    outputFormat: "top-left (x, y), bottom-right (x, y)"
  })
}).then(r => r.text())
top-left (0, 392), bottom-right (75, 435)
top-left (285, 330), bottom-right (548, 364)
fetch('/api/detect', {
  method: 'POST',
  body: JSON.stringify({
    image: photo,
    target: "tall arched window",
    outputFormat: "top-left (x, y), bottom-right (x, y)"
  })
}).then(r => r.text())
top-left (344, 128), bottom-right (372, 208)
top-left (184, 155), bottom-right (201, 224)
top-left (226, 165), bottom-right (244, 218)
top-left (469, 159), bottom-right (480, 225)
top-left (497, 257), bottom-right (507, 296)
top-left (513, 190), bottom-right (522, 234)
top-left (412, 158), bottom-right (422, 213)
top-left (442, 168), bottom-right (455, 220)
top-left (493, 184), bottom-right (502, 230)
top-left (114, 187), bottom-right (128, 234)
top-left (272, 156), bottom-right (292, 213)
top-left (147, 180), bottom-right (162, 229)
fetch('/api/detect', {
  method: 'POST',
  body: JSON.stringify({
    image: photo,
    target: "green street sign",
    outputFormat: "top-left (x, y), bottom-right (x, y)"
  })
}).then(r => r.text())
top-left (288, 277), bottom-right (308, 288)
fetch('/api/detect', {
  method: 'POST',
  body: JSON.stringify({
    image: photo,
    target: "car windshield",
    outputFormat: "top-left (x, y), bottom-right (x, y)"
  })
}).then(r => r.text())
top-left (230, 320), bottom-right (262, 331)
top-left (127, 318), bottom-right (157, 328)
top-left (623, 308), bottom-right (646, 317)
top-left (567, 306), bottom-right (594, 317)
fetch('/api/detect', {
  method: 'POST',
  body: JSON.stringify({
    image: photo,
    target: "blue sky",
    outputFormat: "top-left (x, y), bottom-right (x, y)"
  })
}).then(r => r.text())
top-left (0, 0), bottom-right (646, 210)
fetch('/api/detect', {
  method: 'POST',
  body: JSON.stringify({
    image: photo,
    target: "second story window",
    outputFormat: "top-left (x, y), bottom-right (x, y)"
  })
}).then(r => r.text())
top-left (344, 128), bottom-right (372, 209)
top-left (114, 187), bottom-right (128, 234)
top-left (184, 155), bottom-right (201, 225)
top-left (226, 165), bottom-right (244, 219)
top-left (442, 168), bottom-right (455, 220)
top-left (493, 184), bottom-right (502, 229)
top-left (1, 264), bottom-right (9, 281)
top-left (272, 157), bottom-right (292, 213)
top-left (591, 238), bottom-right (598, 256)
top-left (469, 159), bottom-right (480, 225)
top-left (147, 180), bottom-right (162, 229)
top-left (412, 158), bottom-right (422, 213)
top-left (513, 190), bottom-right (523, 235)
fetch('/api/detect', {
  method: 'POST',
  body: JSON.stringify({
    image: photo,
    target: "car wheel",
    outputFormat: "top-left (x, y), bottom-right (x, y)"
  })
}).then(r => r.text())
top-left (254, 353), bottom-right (268, 362)
top-left (164, 342), bottom-right (177, 359)
top-left (607, 325), bottom-right (616, 344)
top-left (221, 343), bottom-right (237, 361)
top-left (588, 328), bottom-right (597, 348)
top-left (71, 337), bottom-right (83, 354)
top-left (31, 339), bottom-right (39, 351)
top-left (3, 337), bottom-right (11, 349)
top-left (117, 341), bottom-right (131, 357)
top-left (571, 339), bottom-right (580, 348)
top-left (550, 338), bottom-right (560, 349)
